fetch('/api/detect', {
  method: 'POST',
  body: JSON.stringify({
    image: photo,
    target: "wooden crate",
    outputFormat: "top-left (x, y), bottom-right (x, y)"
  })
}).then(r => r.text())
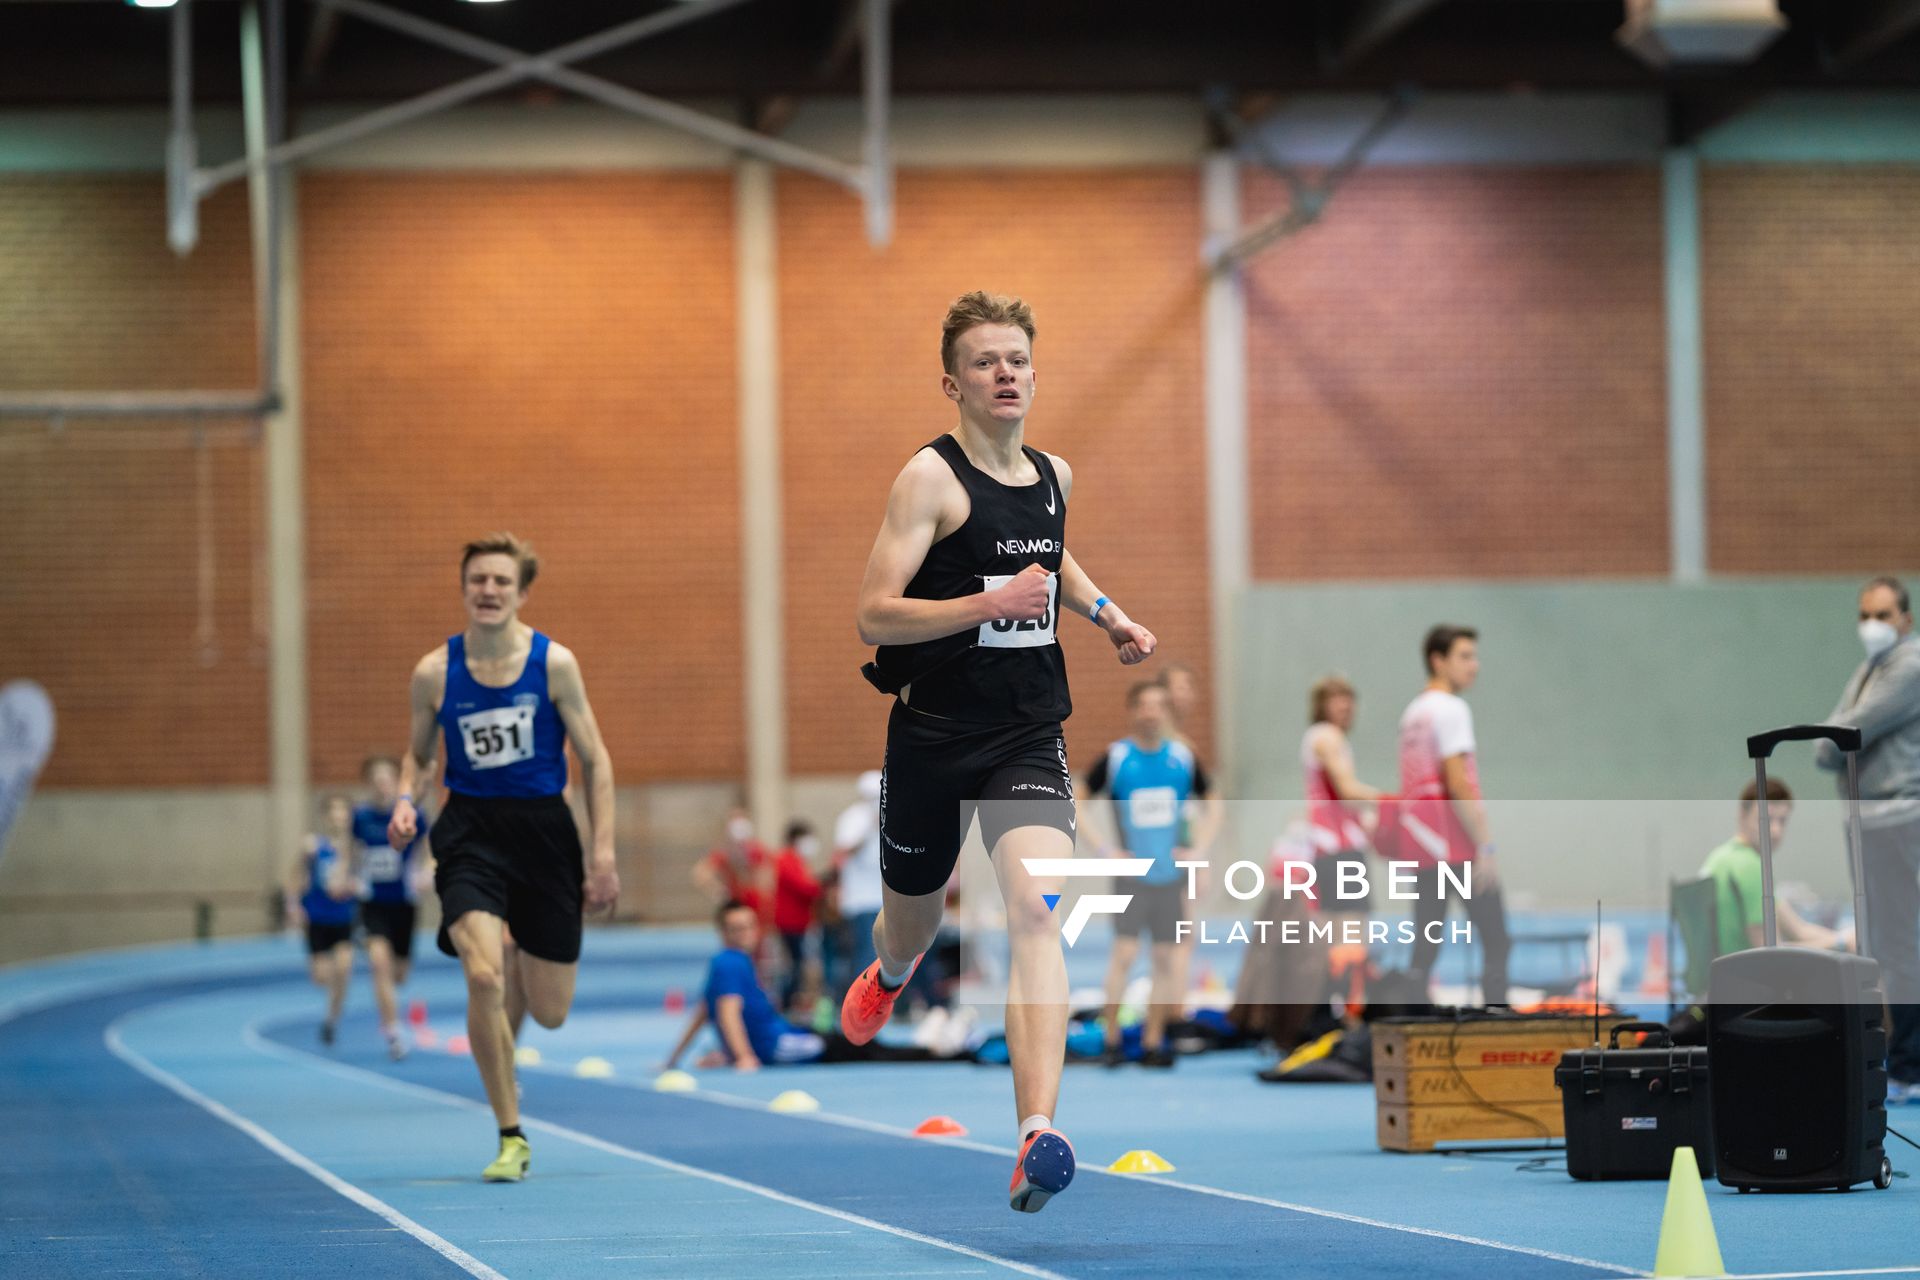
top-left (1376, 1100), bottom-right (1566, 1152)
top-left (1372, 1016), bottom-right (1598, 1152)
top-left (1375, 1064), bottom-right (1565, 1106)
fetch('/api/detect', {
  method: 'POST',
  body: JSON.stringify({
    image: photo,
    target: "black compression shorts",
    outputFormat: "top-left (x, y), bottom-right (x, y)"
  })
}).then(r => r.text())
top-left (877, 702), bottom-right (1077, 897)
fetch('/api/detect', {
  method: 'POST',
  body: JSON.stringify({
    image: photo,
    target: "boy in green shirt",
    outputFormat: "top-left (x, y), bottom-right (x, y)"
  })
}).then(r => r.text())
top-left (1698, 778), bottom-right (1846, 956)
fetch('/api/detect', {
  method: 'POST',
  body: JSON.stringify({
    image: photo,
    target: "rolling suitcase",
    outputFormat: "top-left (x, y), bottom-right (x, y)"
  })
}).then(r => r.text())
top-left (1706, 724), bottom-right (1894, 1193)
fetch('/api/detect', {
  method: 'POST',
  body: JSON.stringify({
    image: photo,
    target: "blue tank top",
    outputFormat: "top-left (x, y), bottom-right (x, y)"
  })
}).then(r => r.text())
top-left (302, 838), bottom-right (356, 926)
top-left (353, 804), bottom-right (421, 904)
top-left (438, 632), bottom-right (569, 799)
top-left (1091, 738), bottom-right (1205, 886)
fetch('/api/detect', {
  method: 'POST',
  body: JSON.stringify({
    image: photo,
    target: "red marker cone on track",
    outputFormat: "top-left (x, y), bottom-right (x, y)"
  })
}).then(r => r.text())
top-left (1640, 933), bottom-right (1670, 997)
top-left (913, 1116), bottom-right (968, 1137)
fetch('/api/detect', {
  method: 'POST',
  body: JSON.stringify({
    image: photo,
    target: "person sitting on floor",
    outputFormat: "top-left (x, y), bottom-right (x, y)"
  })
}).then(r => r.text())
top-left (1701, 778), bottom-right (1847, 956)
top-left (1669, 777), bottom-right (1849, 1045)
top-left (663, 900), bottom-right (966, 1071)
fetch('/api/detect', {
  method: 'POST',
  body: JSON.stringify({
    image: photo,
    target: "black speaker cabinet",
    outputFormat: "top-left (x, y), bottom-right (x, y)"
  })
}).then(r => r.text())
top-left (1706, 947), bottom-right (1893, 1192)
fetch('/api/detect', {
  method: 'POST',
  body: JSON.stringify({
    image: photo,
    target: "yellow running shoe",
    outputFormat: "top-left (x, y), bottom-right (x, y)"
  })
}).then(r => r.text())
top-left (482, 1135), bottom-right (530, 1183)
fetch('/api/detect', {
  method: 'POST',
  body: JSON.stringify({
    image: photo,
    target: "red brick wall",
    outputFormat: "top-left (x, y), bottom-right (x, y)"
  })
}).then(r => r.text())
top-left (301, 173), bottom-right (743, 783)
top-left (0, 178), bottom-right (265, 786)
top-left (14, 160), bottom-right (1920, 793)
top-left (776, 170), bottom-right (1216, 773)
top-left (1702, 166), bottom-right (1920, 573)
top-left (1244, 167), bottom-right (1670, 579)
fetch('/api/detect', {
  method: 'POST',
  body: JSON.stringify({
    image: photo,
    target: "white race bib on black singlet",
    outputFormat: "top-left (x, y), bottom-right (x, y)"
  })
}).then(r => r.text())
top-left (976, 573), bottom-right (1058, 649)
top-left (457, 705), bottom-right (535, 770)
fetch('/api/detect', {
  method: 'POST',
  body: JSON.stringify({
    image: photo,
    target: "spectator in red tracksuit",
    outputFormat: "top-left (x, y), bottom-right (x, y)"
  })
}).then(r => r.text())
top-left (693, 807), bottom-right (773, 926)
top-left (772, 820), bottom-right (825, 1013)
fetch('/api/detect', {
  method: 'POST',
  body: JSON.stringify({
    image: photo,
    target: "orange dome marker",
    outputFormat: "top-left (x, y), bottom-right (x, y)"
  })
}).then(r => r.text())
top-left (913, 1115), bottom-right (968, 1137)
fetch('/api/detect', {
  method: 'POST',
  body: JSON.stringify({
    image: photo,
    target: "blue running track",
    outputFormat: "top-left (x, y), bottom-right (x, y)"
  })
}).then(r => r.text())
top-left (3, 929), bottom-right (1914, 1279)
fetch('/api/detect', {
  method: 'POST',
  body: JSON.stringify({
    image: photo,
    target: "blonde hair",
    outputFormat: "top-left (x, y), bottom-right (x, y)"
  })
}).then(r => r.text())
top-left (1309, 674), bottom-right (1355, 726)
top-left (460, 532), bottom-right (539, 590)
top-left (940, 291), bottom-right (1036, 374)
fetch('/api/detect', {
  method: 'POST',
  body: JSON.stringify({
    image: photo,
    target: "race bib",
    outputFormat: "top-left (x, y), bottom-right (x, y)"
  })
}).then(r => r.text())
top-left (977, 573), bottom-right (1058, 649)
top-left (363, 844), bottom-right (402, 883)
top-left (1127, 785), bottom-right (1178, 831)
top-left (458, 705), bottom-right (535, 770)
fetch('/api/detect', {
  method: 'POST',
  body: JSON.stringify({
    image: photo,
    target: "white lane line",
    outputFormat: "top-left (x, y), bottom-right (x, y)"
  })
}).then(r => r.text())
top-left (477, 1231), bottom-right (854, 1243)
top-left (242, 1022), bottom-right (1070, 1280)
top-left (542, 1068), bottom-right (1646, 1278)
top-left (102, 1013), bottom-right (508, 1280)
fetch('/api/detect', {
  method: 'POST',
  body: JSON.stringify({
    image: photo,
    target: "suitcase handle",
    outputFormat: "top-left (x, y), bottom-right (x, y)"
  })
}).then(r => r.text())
top-left (1747, 723), bottom-right (1871, 956)
top-left (1606, 1020), bottom-right (1671, 1048)
top-left (1746, 723), bottom-right (1861, 759)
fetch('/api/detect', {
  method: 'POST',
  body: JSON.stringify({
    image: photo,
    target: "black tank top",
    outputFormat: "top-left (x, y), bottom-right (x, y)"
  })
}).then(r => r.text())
top-left (867, 435), bottom-right (1072, 724)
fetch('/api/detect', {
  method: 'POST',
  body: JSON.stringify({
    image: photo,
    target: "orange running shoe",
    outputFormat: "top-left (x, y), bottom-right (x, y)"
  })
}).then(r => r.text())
top-left (1009, 1128), bottom-right (1075, 1213)
top-left (839, 954), bottom-right (921, 1045)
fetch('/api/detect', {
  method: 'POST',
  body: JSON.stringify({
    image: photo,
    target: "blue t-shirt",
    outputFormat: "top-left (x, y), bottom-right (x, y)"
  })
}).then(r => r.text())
top-left (301, 838), bottom-right (356, 926)
top-left (352, 804), bottom-right (424, 905)
top-left (703, 948), bottom-right (791, 1064)
top-left (1086, 738), bottom-right (1210, 885)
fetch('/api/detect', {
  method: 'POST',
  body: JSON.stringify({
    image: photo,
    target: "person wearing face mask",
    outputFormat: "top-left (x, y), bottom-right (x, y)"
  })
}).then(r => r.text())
top-left (1815, 574), bottom-right (1920, 1104)
top-left (692, 807), bottom-right (773, 925)
top-left (772, 820), bottom-right (826, 1013)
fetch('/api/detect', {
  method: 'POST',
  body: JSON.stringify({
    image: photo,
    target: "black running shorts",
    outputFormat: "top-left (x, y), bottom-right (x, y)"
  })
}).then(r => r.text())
top-left (878, 702), bottom-right (1077, 898)
top-left (306, 921), bottom-right (352, 954)
top-left (360, 900), bottom-right (418, 959)
top-left (1114, 879), bottom-right (1186, 944)
top-left (432, 794), bottom-right (585, 965)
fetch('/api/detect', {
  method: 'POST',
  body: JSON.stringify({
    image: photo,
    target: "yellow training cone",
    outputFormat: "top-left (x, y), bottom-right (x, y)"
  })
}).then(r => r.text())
top-left (769, 1089), bottom-right (821, 1113)
top-left (653, 1069), bottom-right (698, 1092)
top-left (573, 1056), bottom-right (615, 1078)
top-left (514, 1046), bottom-right (542, 1067)
top-left (1107, 1149), bottom-right (1175, 1174)
top-left (1653, 1147), bottom-right (1725, 1278)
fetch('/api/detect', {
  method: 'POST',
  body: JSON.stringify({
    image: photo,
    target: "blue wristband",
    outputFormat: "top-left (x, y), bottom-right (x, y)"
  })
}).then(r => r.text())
top-left (1089, 596), bottom-right (1112, 623)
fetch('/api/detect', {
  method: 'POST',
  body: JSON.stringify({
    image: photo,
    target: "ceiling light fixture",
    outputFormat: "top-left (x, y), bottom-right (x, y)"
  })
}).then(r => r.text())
top-left (1618, 0), bottom-right (1787, 66)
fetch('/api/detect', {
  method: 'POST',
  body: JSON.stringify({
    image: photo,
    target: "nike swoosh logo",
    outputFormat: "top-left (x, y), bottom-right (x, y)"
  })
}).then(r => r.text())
top-left (1045, 486), bottom-right (1057, 515)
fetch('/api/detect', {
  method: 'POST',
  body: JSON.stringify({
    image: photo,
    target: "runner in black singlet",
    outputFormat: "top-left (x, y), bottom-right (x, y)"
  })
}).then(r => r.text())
top-left (844, 292), bottom-right (1158, 1213)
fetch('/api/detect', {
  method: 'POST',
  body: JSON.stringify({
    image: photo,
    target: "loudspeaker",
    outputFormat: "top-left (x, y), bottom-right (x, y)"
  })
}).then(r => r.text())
top-left (1706, 947), bottom-right (1893, 1192)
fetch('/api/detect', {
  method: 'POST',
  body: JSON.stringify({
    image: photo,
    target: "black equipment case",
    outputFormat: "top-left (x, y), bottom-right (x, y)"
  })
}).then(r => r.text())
top-left (1706, 724), bottom-right (1894, 1193)
top-left (1556, 1021), bottom-right (1714, 1180)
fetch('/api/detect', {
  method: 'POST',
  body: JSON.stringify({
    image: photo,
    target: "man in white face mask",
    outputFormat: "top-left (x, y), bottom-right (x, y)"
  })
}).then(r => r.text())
top-left (1815, 575), bottom-right (1920, 1103)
